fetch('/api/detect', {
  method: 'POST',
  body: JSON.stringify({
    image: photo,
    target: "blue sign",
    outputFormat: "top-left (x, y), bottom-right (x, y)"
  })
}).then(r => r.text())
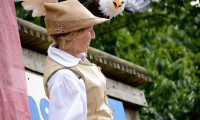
top-left (108, 98), bottom-right (126, 120)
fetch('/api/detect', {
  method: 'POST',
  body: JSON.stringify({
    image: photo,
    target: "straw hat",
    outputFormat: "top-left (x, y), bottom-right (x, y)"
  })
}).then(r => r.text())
top-left (44, 0), bottom-right (110, 35)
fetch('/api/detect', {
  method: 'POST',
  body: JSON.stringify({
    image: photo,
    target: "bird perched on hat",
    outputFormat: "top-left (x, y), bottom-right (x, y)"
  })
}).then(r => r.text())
top-left (21, 0), bottom-right (152, 19)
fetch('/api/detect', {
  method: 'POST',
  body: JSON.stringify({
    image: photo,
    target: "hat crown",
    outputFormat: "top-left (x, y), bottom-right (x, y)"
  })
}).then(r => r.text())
top-left (44, 0), bottom-right (96, 22)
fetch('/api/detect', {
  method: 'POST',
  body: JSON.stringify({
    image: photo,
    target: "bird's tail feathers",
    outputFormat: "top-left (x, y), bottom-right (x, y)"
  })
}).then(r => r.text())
top-left (125, 0), bottom-right (152, 14)
top-left (136, 0), bottom-right (152, 12)
top-left (21, 0), bottom-right (58, 17)
top-left (134, 0), bottom-right (144, 6)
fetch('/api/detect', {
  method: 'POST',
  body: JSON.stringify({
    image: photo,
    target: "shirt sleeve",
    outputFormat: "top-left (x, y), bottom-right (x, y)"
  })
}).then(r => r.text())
top-left (47, 69), bottom-right (87, 120)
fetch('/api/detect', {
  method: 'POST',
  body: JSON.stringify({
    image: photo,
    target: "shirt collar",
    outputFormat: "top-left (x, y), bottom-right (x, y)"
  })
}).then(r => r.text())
top-left (48, 43), bottom-right (86, 67)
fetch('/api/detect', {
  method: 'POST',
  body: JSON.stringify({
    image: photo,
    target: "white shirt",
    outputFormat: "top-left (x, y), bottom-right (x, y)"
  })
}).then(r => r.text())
top-left (47, 43), bottom-right (87, 120)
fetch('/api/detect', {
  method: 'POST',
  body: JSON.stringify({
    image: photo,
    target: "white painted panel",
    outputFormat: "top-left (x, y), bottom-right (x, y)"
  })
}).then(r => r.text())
top-left (25, 71), bottom-right (49, 120)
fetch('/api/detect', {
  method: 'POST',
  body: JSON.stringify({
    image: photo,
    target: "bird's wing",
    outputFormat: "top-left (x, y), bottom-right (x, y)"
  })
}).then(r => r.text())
top-left (125, 0), bottom-right (152, 14)
top-left (78, 0), bottom-right (107, 18)
top-left (21, 0), bottom-right (58, 17)
top-left (22, 0), bottom-right (105, 18)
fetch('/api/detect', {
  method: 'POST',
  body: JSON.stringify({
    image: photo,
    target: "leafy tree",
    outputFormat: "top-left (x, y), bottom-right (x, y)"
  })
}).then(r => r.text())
top-left (15, 0), bottom-right (200, 119)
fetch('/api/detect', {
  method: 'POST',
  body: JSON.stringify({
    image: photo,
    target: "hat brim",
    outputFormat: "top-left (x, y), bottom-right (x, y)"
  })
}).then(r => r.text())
top-left (45, 17), bottom-right (110, 34)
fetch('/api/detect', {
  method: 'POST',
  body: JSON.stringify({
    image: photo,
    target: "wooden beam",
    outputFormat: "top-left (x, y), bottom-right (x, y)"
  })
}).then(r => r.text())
top-left (107, 78), bottom-right (148, 107)
top-left (22, 48), bottom-right (46, 74)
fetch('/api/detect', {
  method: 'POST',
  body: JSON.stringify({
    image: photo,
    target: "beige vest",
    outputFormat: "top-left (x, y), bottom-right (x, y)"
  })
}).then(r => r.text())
top-left (43, 56), bottom-right (113, 120)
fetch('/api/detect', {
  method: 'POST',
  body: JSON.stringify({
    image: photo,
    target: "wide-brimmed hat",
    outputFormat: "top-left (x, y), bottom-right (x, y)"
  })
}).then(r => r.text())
top-left (44, 0), bottom-right (110, 35)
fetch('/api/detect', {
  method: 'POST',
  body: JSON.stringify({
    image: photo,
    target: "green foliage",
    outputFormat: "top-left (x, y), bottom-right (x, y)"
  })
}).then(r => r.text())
top-left (15, 0), bottom-right (200, 119)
